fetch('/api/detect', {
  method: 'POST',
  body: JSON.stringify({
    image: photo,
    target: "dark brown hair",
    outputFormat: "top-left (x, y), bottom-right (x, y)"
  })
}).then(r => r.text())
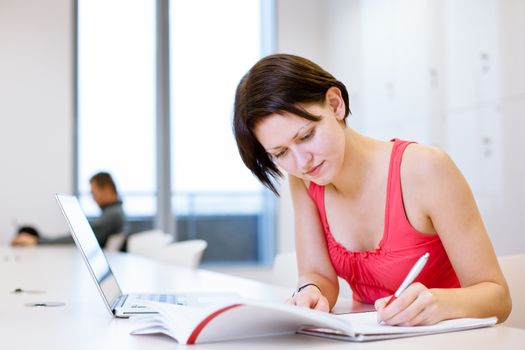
top-left (90, 172), bottom-right (118, 194)
top-left (233, 54), bottom-right (350, 195)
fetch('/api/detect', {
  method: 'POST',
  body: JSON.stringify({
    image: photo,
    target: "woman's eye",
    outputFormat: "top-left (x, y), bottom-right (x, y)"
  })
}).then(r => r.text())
top-left (274, 149), bottom-right (287, 159)
top-left (300, 129), bottom-right (315, 141)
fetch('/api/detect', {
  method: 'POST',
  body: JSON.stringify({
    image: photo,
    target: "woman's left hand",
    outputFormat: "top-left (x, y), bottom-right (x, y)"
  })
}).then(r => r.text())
top-left (375, 282), bottom-right (444, 326)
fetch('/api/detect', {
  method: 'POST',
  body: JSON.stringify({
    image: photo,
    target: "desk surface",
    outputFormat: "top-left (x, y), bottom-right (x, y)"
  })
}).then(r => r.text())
top-left (2, 246), bottom-right (524, 350)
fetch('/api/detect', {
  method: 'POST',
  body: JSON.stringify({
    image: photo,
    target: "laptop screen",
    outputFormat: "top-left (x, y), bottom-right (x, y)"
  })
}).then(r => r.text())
top-left (55, 194), bottom-right (122, 312)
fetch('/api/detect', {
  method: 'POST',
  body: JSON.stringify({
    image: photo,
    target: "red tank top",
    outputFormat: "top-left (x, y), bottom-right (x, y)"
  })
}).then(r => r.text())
top-left (307, 139), bottom-right (460, 304)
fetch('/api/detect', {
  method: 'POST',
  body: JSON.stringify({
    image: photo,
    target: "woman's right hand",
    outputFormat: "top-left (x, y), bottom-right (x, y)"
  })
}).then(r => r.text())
top-left (286, 284), bottom-right (330, 312)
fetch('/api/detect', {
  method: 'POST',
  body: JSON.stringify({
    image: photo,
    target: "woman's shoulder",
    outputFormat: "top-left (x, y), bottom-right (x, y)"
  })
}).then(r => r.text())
top-left (400, 142), bottom-right (461, 197)
top-left (403, 142), bottom-right (454, 175)
top-left (400, 143), bottom-right (464, 220)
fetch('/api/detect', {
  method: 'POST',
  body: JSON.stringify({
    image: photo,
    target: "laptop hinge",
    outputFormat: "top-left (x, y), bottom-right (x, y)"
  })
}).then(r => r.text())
top-left (112, 294), bottom-right (128, 311)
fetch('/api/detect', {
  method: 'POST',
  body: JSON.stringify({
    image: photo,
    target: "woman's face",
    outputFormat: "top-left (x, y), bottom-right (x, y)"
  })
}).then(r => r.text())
top-left (254, 100), bottom-right (346, 185)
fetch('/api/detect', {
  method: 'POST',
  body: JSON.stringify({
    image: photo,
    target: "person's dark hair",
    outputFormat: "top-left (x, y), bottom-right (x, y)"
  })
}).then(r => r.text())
top-left (233, 53), bottom-right (350, 195)
top-left (18, 226), bottom-right (40, 238)
top-left (90, 172), bottom-right (118, 194)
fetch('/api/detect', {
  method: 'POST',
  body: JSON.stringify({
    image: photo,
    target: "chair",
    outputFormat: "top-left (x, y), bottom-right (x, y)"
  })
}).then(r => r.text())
top-left (272, 251), bottom-right (352, 298)
top-left (156, 239), bottom-right (208, 269)
top-left (127, 230), bottom-right (207, 269)
top-left (498, 254), bottom-right (525, 329)
top-left (104, 232), bottom-right (127, 252)
top-left (126, 229), bottom-right (173, 259)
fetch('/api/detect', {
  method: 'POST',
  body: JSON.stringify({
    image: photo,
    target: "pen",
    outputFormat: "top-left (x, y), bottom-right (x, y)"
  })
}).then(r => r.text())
top-left (385, 252), bottom-right (429, 307)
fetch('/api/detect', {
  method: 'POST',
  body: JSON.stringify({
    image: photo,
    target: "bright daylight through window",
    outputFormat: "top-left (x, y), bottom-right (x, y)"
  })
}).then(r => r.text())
top-left (77, 0), bottom-right (275, 264)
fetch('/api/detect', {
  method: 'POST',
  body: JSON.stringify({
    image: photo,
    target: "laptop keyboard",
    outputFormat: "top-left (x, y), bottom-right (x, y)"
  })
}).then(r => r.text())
top-left (131, 294), bottom-right (187, 308)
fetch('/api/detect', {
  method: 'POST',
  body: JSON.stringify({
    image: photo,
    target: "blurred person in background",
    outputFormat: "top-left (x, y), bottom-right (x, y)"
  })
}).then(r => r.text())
top-left (11, 171), bottom-right (127, 248)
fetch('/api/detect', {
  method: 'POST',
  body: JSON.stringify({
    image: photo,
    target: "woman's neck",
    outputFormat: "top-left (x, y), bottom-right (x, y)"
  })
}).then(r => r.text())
top-left (329, 128), bottom-right (386, 197)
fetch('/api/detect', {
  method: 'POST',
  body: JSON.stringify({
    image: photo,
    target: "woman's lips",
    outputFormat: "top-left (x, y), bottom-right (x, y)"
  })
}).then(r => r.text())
top-left (305, 161), bottom-right (324, 176)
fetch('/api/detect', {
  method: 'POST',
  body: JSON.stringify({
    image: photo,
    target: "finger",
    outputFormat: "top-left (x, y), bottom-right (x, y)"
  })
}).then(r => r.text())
top-left (384, 288), bottom-right (434, 326)
top-left (295, 294), bottom-right (316, 308)
top-left (400, 292), bottom-right (439, 326)
top-left (385, 298), bottom-right (425, 326)
top-left (399, 307), bottom-right (431, 326)
top-left (375, 297), bottom-right (389, 311)
top-left (380, 283), bottom-right (425, 323)
top-left (375, 297), bottom-right (390, 322)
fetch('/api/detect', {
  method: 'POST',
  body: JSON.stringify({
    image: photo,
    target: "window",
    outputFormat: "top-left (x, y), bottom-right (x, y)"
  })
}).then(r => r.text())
top-left (170, 0), bottom-right (274, 263)
top-left (77, 0), bottom-right (275, 264)
top-left (77, 0), bottom-right (156, 222)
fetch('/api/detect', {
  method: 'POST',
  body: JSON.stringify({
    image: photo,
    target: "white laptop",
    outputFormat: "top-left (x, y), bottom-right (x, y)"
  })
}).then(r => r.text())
top-left (55, 194), bottom-right (235, 318)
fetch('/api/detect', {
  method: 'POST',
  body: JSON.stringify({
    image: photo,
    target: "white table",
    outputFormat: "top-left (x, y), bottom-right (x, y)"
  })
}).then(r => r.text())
top-left (1, 246), bottom-right (524, 349)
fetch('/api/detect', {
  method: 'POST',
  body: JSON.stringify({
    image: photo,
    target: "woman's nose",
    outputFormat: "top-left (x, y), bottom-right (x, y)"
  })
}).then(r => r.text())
top-left (294, 148), bottom-right (313, 171)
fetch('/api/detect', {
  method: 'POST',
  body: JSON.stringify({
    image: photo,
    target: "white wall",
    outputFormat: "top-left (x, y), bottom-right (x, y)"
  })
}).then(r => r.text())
top-left (1, 0), bottom-right (523, 257)
top-left (0, 0), bottom-right (74, 242)
top-left (275, 0), bottom-right (525, 255)
top-left (496, 0), bottom-right (525, 254)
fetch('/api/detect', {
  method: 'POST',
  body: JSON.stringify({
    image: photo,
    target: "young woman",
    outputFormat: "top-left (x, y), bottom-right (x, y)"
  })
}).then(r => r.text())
top-left (233, 54), bottom-right (511, 326)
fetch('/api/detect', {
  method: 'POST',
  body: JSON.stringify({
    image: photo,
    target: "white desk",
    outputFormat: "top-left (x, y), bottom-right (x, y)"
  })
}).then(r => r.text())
top-left (2, 246), bottom-right (524, 349)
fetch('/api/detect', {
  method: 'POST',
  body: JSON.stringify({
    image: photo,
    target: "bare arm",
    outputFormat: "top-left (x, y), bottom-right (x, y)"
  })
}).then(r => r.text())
top-left (287, 175), bottom-right (339, 311)
top-left (376, 146), bottom-right (511, 325)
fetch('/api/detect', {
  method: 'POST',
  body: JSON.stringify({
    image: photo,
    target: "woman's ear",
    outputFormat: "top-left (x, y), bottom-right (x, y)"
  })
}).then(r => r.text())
top-left (325, 87), bottom-right (345, 121)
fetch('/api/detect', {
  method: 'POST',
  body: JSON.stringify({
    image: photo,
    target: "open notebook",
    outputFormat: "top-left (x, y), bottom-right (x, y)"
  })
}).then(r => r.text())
top-left (130, 299), bottom-right (497, 344)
